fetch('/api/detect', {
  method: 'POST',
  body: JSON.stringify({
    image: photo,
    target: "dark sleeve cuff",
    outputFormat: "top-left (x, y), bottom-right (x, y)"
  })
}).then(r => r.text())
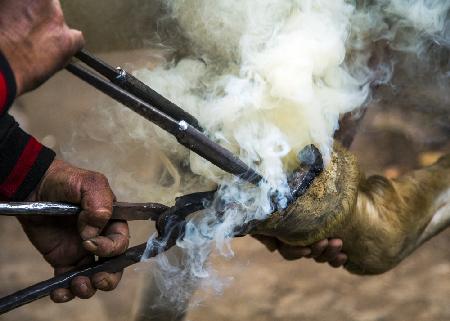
top-left (0, 51), bottom-right (17, 113)
top-left (0, 114), bottom-right (55, 201)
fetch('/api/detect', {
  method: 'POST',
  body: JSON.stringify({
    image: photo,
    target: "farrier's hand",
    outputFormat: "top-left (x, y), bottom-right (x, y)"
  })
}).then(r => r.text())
top-left (19, 160), bottom-right (129, 303)
top-left (253, 235), bottom-right (347, 268)
top-left (0, 0), bottom-right (84, 96)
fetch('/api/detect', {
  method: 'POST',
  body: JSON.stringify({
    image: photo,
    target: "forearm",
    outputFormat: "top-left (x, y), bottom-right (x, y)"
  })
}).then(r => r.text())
top-left (0, 51), bottom-right (55, 200)
top-left (0, 114), bottom-right (55, 200)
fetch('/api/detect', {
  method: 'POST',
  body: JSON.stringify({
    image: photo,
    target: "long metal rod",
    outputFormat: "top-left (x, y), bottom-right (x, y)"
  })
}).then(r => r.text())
top-left (0, 243), bottom-right (148, 314)
top-left (75, 50), bottom-right (203, 131)
top-left (0, 202), bottom-right (81, 217)
top-left (0, 202), bottom-right (168, 221)
top-left (66, 63), bottom-right (264, 185)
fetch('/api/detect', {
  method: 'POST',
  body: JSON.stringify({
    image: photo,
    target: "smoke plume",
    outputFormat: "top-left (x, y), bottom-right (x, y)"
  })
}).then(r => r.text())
top-left (53, 0), bottom-right (449, 311)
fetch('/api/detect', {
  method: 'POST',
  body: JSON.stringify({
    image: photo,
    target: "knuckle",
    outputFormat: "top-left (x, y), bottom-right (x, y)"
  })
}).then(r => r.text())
top-left (93, 272), bottom-right (121, 291)
top-left (96, 173), bottom-right (110, 186)
top-left (53, 7), bottom-right (64, 24)
top-left (80, 174), bottom-right (114, 206)
top-left (93, 277), bottom-right (109, 290)
top-left (99, 277), bottom-right (117, 291)
top-left (84, 172), bottom-right (110, 189)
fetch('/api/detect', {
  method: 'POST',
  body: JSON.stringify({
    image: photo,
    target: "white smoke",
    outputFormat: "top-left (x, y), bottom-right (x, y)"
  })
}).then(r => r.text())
top-left (139, 0), bottom-right (371, 309)
top-left (56, 0), bottom-right (448, 312)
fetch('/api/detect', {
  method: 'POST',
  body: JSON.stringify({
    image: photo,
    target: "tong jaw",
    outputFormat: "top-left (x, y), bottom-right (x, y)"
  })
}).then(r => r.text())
top-left (151, 191), bottom-right (216, 254)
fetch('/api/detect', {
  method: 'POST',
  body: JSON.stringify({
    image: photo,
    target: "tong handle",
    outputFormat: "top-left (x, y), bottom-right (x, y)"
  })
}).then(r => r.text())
top-left (74, 50), bottom-right (203, 130)
top-left (0, 202), bottom-right (168, 221)
top-left (0, 202), bottom-right (79, 217)
top-left (0, 243), bottom-right (148, 315)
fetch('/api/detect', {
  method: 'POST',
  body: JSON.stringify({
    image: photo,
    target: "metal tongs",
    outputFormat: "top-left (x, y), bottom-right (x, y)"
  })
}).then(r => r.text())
top-left (0, 50), bottom-right (324, 314)
top-left (67, 50), bottom-right (264, 185)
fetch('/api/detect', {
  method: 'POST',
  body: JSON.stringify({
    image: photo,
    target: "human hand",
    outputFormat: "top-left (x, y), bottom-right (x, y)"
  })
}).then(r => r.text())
top-left (253, 235), bottom-right (347, 268)
top-left (19, 160), bottom-right (129, 303)
top-left (0, 0), bottom-right (84, 96)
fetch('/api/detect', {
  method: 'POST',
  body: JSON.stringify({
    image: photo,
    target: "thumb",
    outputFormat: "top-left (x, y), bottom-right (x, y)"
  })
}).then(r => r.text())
top-left (36, 160), bottom-right (115, 244)
top-left (77, 172), bottom-right (115, 242)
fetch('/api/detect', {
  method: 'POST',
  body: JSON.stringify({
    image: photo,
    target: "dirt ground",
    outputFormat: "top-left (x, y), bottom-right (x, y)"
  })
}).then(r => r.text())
top-left (0, 51), bottom-right (449, 321)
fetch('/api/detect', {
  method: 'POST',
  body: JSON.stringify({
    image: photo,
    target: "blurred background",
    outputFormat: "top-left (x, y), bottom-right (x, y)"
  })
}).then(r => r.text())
top-left (0, 1), bottom-right (449, 320)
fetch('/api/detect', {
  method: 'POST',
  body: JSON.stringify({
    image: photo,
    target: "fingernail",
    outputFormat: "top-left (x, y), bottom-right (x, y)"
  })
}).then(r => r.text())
top-left (83, 240), bottom-right (98, 252)
top-left (80, 226), bottom-right (100, 241)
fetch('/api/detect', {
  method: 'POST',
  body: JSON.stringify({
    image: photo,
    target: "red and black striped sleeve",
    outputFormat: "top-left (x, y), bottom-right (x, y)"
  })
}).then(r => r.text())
top-left (0, 52), bottom-right (55, 201)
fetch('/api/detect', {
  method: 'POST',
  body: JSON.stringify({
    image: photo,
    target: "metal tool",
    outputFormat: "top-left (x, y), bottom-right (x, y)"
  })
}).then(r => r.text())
top-left (0, 191), bottom-right (215, 314)
top-left (74, 50), bottom-right (203, 131)
top-left (0, 46), bottom-right (325, 315)
top-left (0, 202), bottom-right (168, 221)
top-left (66, 50), bottom-right (264, 185)
top-left (0, 144), bottom-right (324, 314)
